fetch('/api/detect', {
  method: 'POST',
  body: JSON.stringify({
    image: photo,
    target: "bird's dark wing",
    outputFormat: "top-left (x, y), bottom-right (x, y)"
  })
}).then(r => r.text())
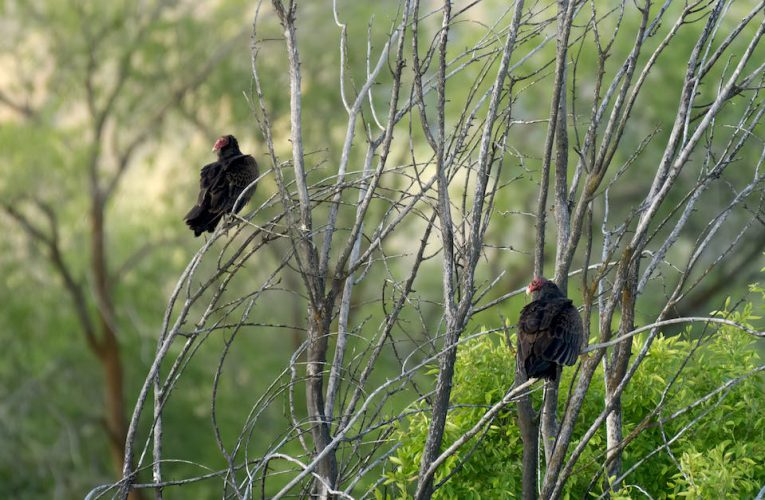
top-left (518, 297), bottom-right (581, 371)
top-left (225, 155), bottom-right (259, 213)
top-left (203, 161), bottom-right (234, 217)
top-left (200, 161), bottom-right (221, 182)
top-left (184, 161), bottom-right (228, 235)
top-left (546, 302), bottom-right (583, 366)
top-left (518, 298), bottom-right (570, 335)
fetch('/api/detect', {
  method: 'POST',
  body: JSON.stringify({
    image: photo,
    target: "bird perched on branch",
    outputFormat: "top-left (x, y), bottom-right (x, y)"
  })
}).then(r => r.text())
top-left (184, 135), bottom-right (259, 237)
top-left (518, 277), bottom-right (583, 381)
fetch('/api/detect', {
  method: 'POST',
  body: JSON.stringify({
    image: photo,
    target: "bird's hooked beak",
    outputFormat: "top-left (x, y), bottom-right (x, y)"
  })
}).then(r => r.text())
top-left (526, 285), bottom-right (531, 296)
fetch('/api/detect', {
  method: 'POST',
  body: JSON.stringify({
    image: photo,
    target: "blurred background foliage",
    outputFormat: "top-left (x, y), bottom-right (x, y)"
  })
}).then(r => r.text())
top-left (0, 0), bottom-right (763, 498)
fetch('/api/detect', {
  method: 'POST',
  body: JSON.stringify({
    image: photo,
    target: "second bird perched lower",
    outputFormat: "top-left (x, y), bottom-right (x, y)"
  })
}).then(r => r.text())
top-left (518, 277), bottom-right (583, 381)
top-left (184, 134), bottom-right (259, 237)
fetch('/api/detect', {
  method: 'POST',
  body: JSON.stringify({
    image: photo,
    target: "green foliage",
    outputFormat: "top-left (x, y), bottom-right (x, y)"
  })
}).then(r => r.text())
top-left (385, 305), bottom-right (764, 498)
top-left (668, 443), bottom-right (758, 499)
top-left (384, 334), bottom-right (523, 498)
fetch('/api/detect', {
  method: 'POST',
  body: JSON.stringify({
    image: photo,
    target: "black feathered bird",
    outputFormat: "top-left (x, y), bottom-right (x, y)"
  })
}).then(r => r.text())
top-left (518, 277), bottom-right (583, 381)
top-left (184, 135), bottom-right (259, 236)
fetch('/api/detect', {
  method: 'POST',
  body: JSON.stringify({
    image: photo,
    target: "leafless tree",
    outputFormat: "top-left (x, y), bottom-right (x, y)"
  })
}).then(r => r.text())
top-left (85, 0), bottom-right (765, 498)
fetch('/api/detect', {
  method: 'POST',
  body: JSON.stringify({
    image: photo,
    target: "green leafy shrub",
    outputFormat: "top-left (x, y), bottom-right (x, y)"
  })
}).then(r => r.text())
top-left (383, 302), bottom-right (764, 498)
top-left (382, 335), bottom-right (523, 499)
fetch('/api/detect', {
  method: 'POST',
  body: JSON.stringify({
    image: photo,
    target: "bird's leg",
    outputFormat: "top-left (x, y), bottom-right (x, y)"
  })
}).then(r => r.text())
top-left (222, 212), bottom-right (237, 236)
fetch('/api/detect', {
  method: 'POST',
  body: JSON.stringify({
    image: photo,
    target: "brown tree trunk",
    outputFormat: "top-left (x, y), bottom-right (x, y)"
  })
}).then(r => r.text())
top-left (515, 361), bottom-right (539, 500)
top-left (415, 327), bottom-right (460, 500)
top-left (604, 262), bottom-right (638, 485)
top-left (91, 197), bottom-right (143, 500)
top-left (96, 322), bottom-right (142, 500)
top-left (305, 305), bottom-right (338, 495)
top-left (98, 334), bottom-right (128, 477)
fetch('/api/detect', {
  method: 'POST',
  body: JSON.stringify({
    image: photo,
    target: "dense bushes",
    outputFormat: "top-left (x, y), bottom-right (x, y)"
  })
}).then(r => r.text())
top-left (382, 299), bottom-right (764, 498)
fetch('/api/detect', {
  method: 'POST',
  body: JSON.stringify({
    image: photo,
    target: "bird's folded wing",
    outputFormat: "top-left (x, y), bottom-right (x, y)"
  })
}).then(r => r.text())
top-left (547, 305), bottom-right (583, 366)
top-left (518, 298), bottom-right (572, 334)
top-left (519, 298), bottom-right (581, 367)
top-left (198, 162), bottom-right (232, 216)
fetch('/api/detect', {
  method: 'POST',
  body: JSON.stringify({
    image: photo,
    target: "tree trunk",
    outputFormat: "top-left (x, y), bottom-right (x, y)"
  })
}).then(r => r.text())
top-left (415, 326), bottom-right (460, 500)
top-left (305, 306), bottom-right (337, 496)
top-left (540, 379), bottom-right (560, 463)
top-left (99, 334), bottom-right (129, 480)
top-left (515, 359), bottom-right (539, 500)
top-left (604, 262), bottom-right (638, 485)
top-left (91, 197), bottom-right (142, 500)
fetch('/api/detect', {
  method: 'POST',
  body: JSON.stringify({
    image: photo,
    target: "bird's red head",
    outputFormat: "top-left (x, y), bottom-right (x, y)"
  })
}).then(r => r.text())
top-left (526, 276), bottom-right (547, 295)
top-left (212, 136), bottom-right (230, 152)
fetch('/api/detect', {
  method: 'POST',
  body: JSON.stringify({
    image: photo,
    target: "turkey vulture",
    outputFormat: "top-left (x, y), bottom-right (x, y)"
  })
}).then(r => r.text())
top-left (184, 135), bottom-right (259, 236)
top-left (517, 277), bottom-right (583, 381)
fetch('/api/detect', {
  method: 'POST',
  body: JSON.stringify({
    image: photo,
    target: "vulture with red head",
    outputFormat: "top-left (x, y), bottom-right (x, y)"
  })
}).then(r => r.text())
top-left (184, 135), bottom-right (259, 236)
top-left (518, 277), bottom-right (583, 381)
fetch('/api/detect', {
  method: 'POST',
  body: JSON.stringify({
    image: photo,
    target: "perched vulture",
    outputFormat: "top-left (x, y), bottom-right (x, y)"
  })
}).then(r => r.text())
top-left (517, 277), bottom-right (583, 381)
top-left (184, 135), bottom-right (259, 236)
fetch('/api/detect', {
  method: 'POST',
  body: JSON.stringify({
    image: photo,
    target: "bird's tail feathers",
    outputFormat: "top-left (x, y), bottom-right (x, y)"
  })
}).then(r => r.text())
top-left (184, 206), bottom-right (222, 237)
top-left (525, 358), bottom-right (559, 381)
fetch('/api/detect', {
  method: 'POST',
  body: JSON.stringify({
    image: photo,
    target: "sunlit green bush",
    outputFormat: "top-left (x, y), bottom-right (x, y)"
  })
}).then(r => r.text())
top-left (382, 297), bottom-right (764, 498)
